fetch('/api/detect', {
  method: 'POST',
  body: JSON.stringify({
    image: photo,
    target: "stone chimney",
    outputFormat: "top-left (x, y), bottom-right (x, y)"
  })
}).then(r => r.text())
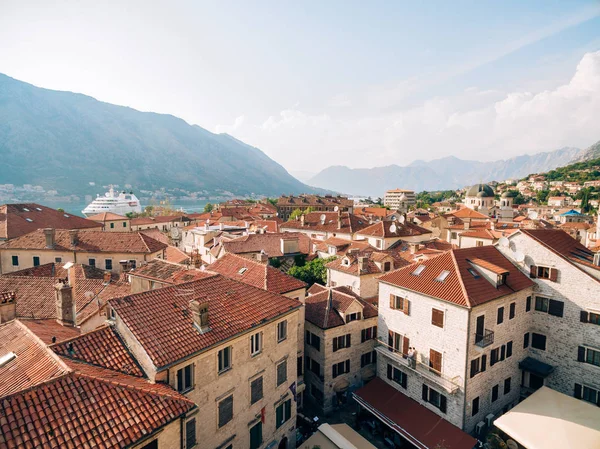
top-left (337, 212), bottom-right (342, 230)
top-left (0, 291), bottom-right (17, 324)
top-left (69, 229), bottom-right (78, 247)
top-left (119, 260), bottom-right (129, 272)
top-left (256, 252), bottom-right (268, 263)
top-left (55, 280), bottom-right (76, 326)
top-left (300, 214), bottom-right (305, 227)
top-left (358, 256), bottom-right (368, 272)
top-left (463, 222), bottom-right (470, 230)
top-left (190, 299), bottom-right (210, 333)
top-left (44, 228), bottom-right (56, 249)
top-left (281, 237), bottom-right (299, 255)
top-left (103, 272), bottom-right (112, 285)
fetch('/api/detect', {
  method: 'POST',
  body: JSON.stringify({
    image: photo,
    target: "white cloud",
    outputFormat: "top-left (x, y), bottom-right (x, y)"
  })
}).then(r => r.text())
top-left (216, 51), bottom-right (600, 172)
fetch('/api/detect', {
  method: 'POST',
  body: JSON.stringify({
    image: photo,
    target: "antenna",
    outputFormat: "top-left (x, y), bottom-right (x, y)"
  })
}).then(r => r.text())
top-left (498, 237), bottom-right (509, 248)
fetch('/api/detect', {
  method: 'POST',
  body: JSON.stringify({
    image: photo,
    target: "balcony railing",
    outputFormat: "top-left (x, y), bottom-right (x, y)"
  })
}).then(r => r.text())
top-left (474, 329), bottom-right (494, 348)
top-left (375, 339), bottom-right (462, 394)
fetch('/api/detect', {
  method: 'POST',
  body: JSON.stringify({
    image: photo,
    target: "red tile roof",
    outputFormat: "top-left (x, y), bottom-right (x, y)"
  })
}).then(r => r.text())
top-left (0, 358), bottom-right (195, 449)
top-left (280, 212), bottom-right (371, 235)
top-left (50, 325), bottom-right (145, 377)
top-left (378, 246), bottom-right (533, 308)
top-left (327, 251), bottom-right (409, 276)
top-left (305, 287), bottom-right (377, 329)
top-left (313, 237), bottom-right (374, 256)
top-left (109, 275), bottom-right (302, 368)
top-left (19, 319), bottom-right (81, 344)
top-left (208, 253), bottom-right (306, 294)
top-left (222, 232), bottom-right (311, 257)
top-left (130, 259), bottom-right (214, 284)
top-left (447, 208), bottom-right (489, 220)
top-left (354, 378), bottom-right (477, 449)
top-left (165, 245), bottom-right (191, 264)
top-left (87, 212), bottom-right (128, 222)
top-left (356, 220), bottom-right (431, 238)
top-left (0, 320), bottom-right (69, 397)
top-left (139, 228), bottom-right (170, 245)
top-left (0, 203), bottom-right (102, 240)
top-left (1, 229), bottom-right (167, 254)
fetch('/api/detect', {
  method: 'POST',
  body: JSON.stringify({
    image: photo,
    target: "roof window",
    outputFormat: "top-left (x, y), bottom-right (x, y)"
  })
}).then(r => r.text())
top-left (435, 270), bottom-right (451, 283)
top-left (411, 265), bottom-right (426, 276)
top-left (0, 352), bottom-right (16, 368)
top-left (467, 268), bottom-right (480, 279)
top-left (23, 208), bottom-right (30, 212)
top-left (64, 214), bottom-right (70, 218)
top-left (238, 267), bottom-right (248, 275)
top-left (25, 218), bottom-right (33, 222)
top-left (35, 207), bottom-right (42, 211)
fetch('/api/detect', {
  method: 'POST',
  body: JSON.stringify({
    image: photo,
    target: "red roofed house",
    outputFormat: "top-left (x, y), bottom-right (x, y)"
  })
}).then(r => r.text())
top-left (87, 211), bottom-right (131, 232)
top-left (355, 220), bottom-right (432, 250)
top-left (0, 228), bottom-right (167, 274)
top-left (0, 203), bottom-right (102, 241)
top-left (371, 246), bottom-right (534, 439)
top-left (303, 285), bottom-right (378, 413)
top-left (280, 211), bottom-right (371, 241)
top-left (108, 274), bottom-right (303, 449)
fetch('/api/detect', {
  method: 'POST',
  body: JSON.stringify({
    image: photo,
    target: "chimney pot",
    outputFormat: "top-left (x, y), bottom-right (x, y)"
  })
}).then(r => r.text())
top-left (44, 228), bottom-right (56, 249)
top-left (0, 291), bottom-right (17, 323)
top-left (190, 299), bottom-right (210, 333)
top-left (69, 229), bottom-right (78, 247)
top-left (55, 281), bottom-right (75, 326)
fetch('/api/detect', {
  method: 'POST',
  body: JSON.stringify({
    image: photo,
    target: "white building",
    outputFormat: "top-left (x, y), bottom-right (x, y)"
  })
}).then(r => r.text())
top-left (463, 184), bottom-right (495, 216)
top-left (384, 189), bottom-right (416, 212)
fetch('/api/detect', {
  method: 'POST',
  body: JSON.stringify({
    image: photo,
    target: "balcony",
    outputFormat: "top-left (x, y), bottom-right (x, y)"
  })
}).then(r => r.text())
top-left (375, 339), bottom-right (462, 394)
top-left (474, 329), bottom-right (494, 348)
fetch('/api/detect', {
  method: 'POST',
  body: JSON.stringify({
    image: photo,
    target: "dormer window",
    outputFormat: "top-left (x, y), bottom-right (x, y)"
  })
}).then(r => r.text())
top-left (346, 312), bottom-right (361, 323)
top-left (383, 261), bottom-right (391, 272)
top-left (497, 273), bottom-right (507, 286)
top-left (342, 258), bottom-right (350, 266)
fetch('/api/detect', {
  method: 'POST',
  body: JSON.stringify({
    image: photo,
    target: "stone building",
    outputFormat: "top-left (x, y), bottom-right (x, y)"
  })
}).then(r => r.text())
top-left (464, 184), bottom-right (495, 216)
top-left (108, 274), bottom-right (302, 449)
top-left (355, 220), bottom-right (432, 250)
top-left (303, 285), bottom-right (378, 414)
top-left (280, 212), bottom-right (371, 241)
top-left (277, 195), bottom-right (353, 221)
top-left (87, 212), bottom-right (131, 232)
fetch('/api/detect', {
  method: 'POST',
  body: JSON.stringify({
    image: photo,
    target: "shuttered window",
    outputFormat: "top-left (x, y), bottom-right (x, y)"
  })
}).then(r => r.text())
top-left (506, 341), bottom-right (513, 358)
top-left (185, 419), bottom-right (196, 448)
top-left (504, 377), bottom-right (511, 395)
top-left (306, 331), bottom-right (321, 351)
top-left (390, 295), bottom-right (410, 315)
top-left (548, 299), bottom-right (564, 317)
top-left (249, 421), bottom-right (262, 449)
top-left (422, 384), bottom-right (447, 413)
top-left (523, 332), bottom-right (530, 348)
top-left (250, 377), bottom-right (263, 404)
top-left (490, 348), bottom-right (499, 365)
top-left (218, 395), bottom-right (233, 428)
top-left (333, 334), bottom-right (351, 352)
top-left (276, 399), bottom-right (292, 428)
top-left (361, 326), bottom-right (377, 343)
top-left (497, 307), bottom-right (504, 325)
top-left (531, 333), bottom-right (546, 351)
top-left (472, 397), bottom-right (479, 416)
top-left (491, 384), bottom-right (499, 402)
top-left (386, 364), bottom-right (407, 389)
top-left (429, 349), bottom-right (442, 373)
top-left (509, 302), bottom-right (516, 319)
top-left (431, 309), bottom-right (444, 328)
top-left (177, 364), bottom-right (194, 393)
top-left (332, 360), bottom-right (350, 378)
top-left (526, 296), bottom-right (531, 312)
top-left (218, 347), bottom-right (232, 373)
top-left (277, 360), bottom-right (287, 386)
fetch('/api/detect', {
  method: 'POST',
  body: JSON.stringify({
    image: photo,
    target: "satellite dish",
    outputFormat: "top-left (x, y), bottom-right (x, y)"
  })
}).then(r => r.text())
top-left (170, 227), bottom-right (181, 239)
top-left (506, 440), bottom-right (518, 449)
top-left (389, 223), bottom-right (397, 234)
top-left (498, 237), bottom-right (509, 248)
top-left (391, 215), bottom-right (397, 221)
top-left (398, 215), bottom-right (406, 224)
top-left (334, 206), bottom-right (339, 212)
top-left (514, 251), bottom-right (525, 263)
top-left (84, 291), bottom-right (95, 300)
top-left (320, 214), bottom-right (326, 223)
top-left (527, 210), bottom-right (539, 220)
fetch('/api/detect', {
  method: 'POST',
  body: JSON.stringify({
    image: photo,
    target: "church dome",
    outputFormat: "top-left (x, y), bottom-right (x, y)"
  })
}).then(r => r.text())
top-left (501, 191), bottom-right (514, 198)
top-left (466, 183), bottom-right (494, 198)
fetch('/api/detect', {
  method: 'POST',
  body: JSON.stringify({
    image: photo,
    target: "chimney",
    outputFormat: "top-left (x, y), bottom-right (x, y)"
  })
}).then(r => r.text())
top-left (55, 280), bottom-right (75, 326)
top-left (300, 214), bottom-right (305, 227)
top-left (103, 271), bottom-right (112, 285)
top-left (204, 221), bottom-right (210, 230)
top-left (44, 228), bottom-right (56, 249)
top-left (490, 221), bottom-right (496, 231)
top-left (337, 213), bottom-right (342, 230)
top-left (69, 229), bottom-right (78, 247)
top-left (119, 260), bottom-right (129, 272)
top-left (358, 256), bottom-right (368, 272)
top-left (281, 237), bottom-right (299, 255)
top-left (0, 291), bottom-right (17, 324)
top-left (256, 252), bottom-right (268, 263)
top-left (219, 223), bottom-right (225, 230)
top-left (464, 222), bottom-right (470, 230)
top-left (190, 299), bottom-right (210, 333)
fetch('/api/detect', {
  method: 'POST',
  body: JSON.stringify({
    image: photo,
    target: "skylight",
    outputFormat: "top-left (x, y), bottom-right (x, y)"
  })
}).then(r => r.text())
top-left (23, 208), bottom-right (30, 212)
top-left (435, 270), bottom-right (451, 282)
top-left (238, 267), bottom-right (248, 275)
top-left (64, 214), bottom-right (70, 218)
top-left (35, 207), bottom-right (42, 211)
top-left (411, 265), bottom-right (425, 276)
top-left (0, 352), bottom-right (16, 368)
top-left (467, 268), bottom-right (480, 279)
top-left (25, 218), bottom-right (33, 222)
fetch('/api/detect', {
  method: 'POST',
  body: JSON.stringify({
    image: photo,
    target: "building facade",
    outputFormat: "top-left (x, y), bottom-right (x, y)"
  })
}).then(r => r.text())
top-left (383, 189), bottom-right (416, 212)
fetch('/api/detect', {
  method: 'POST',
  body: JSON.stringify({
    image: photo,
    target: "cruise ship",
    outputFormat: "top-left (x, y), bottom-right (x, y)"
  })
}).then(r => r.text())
top-left (82, 187), bottom-right (143, 217)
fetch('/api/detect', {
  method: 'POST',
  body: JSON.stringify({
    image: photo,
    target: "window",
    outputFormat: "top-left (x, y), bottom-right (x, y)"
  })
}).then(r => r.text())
top-left (497, 306), bottom-right (504, 325)
top-left (332, 360), bottom-right (350, 378)
top-left (11, 256), bottom-right (18, 267)
top-left (451, 232), bottom-right (458, 240)
top-left (250, 332), bottom-right (262, 356)
top-left (431, 309), bottom-right (444, 328)
top-left (386, 364), bottom-right (407, 389)
top-left (504, 377), bottom-right (511, 395)
top-left (32, 256), bottom-right (40, 267)
top-left (306, 331), bottom-right (321, 351)
top-left (429, 349), bottom-right (442, 373)
top-left (476, 241), bottom-right (484, 247)
top-left (123, 222), bottom-right (127, 227)
top-left (311, 384), bottom-right (324, 402)
top-left (346, 312), bottom-right (361, 323)
top-left (390, 294), bottom-right (410, 314)
top-left (251, 376), bottom-right (263, 404)
top-left (297, 356), bottom-right (303, 376)
top-left (422, 385), bottom-right (447, 413)
top-left (333, 334), bottom-right (351, 352)
top-left (535, 296), bottom-right (549, 313)
top-left (361, 326), bottom-right (377, 343)
top-left (470, 358), bottom-right (480, 378)
top-left (275, 399), bottom-right (292, 428)
top-left (110, 222), bottom-right (115, 229)
top-left (307, 357), bottom-right (321, 377)
top-left (384, 261), bottom-right (391, 271)
top-left (277, 360), bottom-right (287, 386)
top-left (412, 265), bottom-right (426, 276)
top-left (531, 333), bottom-right (547, 351)
top-left (491, 384), bottom-right (499, 402)
top-left (55, 257), bottom-right (62, 263)
top-left (388, 330), bottom-right (409, 356)
top-left (506, 341), bottom-right (513, 358)
top-left (579, 347), bottom-right (600, 367)
top-left (105, 259), bottom-right (113, 270)
top-left (582, 311), bottom-right (600, 325)
top-left (467, 268), bottom-right (480, 279)
top-left (177, 364), bottom-right (194, 393)
top-left (575, 383), bottom-right (600, 406)
top-left (249, 421), bottom-right (262, 449)
top-left (434, 270), bottom-right (451, 282)
top-left (218, 346), bottom-right (232, 373)
top-left (218, 395), bottom-right (233, 428)
top-left (530, 265), bottom-right (558, 281)
top-left (185, 418), bottom-right (196, 448)
top-left (88, 258), bottom-right (96, 267)
top-left (523, 332), bottom-right (530, 348)
top-left (509, 302), bottom-right (516, 320)
top-left (277, 321), bottom-right (287, 342)
top-left (526, 296), bottom-right (532, 312)
top-left (472, 397), bottom-right (480, 416)
top-left (140, 440), bottom-right (158, 449)
top-left (129, 259), bottom-right (137, 269)
top-left (361, 351), bottom-right (376, 367)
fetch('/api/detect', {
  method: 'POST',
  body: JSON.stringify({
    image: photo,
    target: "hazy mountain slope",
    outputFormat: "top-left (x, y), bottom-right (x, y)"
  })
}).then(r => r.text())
top-left (0, 73), bottom-right (316, 197)
top-left (574, 139), bottom-right (600, 161)
top-left (309, 147), bottom-right (586, 196)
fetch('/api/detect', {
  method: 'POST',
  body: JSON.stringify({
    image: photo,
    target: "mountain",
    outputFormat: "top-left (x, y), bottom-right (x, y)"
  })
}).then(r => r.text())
top-left (0, 73), bottom-right (317, 197)
top-left (574, 139), bottom-right (600, 162)
top-left (308, 147), bottom-right (586, 197)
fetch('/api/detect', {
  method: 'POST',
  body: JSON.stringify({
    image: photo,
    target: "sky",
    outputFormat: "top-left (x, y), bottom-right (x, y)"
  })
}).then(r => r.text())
top-left (1, 1), bottom-right (600, 176)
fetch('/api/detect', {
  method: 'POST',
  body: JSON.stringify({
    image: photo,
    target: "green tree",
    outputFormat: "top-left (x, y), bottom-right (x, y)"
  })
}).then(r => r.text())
top-left (144, 205), bottom-right (154, 216)
top-left (57, 208), bottom-right (65, 213)
top-left (204, 203), bottom-right (213, 213)
top-left (536, 190), bottom-right (550, 204)
top-left (288, 257), bottom-right (335, 286)
top-left (288, 206), bottom-right (314, 221)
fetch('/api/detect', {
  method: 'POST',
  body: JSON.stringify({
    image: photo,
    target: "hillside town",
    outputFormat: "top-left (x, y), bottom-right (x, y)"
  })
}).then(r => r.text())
top-left (1, 175), bottom-right (600, 449)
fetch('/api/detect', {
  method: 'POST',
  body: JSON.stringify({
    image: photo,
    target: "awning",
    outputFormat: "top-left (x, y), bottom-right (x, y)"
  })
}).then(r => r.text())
top-left (361, 366), bottom-right (376, 381)
top-left (519, 356), bottom-right (554, 377)
top-left (333, 379), bottom-right (350, 393)
top-left (495, 386), bottom-right (600, 449)
top-left (353, 378), bottom-right (476, 449)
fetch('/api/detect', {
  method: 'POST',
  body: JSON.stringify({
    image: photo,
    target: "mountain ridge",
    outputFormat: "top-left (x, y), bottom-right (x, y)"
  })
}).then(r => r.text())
top-left (0, 73), bottom-right (320, 198)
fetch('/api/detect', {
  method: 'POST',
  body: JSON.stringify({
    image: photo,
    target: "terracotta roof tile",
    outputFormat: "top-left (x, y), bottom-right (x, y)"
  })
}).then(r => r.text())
top-left (327, 251), bottom-right (409, 276)
top-left (165, 246), bottom-right (191, 264)
top-left (19, 319), bottom-right (81, 344)
top-left (378, 246), bottom-right (533, 308)
top-left (0, 203), bottom-right (102, 240)
top-left (109, 275), bottom-right (302, 368)
top-left (208, 253), bottom-right (306, 294)
top-left (222, 232), bottom-right (311, 258)
top-left (139, 228), bottom-right (170, 245)
top-left (87, 212), bottom-right (128, 221)
top-left (356, 221), bottom-right (431, 238)
top-left (280, 212), bottom-right (371, 235)
top-left (51, 325), bottom-right (145, 377)
top-left (1, 229), bottom-right (167, 254)
top-left (130, 259), bottom-right (214, 284)
top-left (305, 287), bottom-right (377, 329)
top-left (446, 208), bottom-right (490, 219)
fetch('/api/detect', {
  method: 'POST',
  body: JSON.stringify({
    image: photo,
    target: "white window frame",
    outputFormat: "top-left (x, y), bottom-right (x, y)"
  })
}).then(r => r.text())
top-left (250, 332), bottom-right (262, 356)
top-left (277, 320), bottom-right (287, 343)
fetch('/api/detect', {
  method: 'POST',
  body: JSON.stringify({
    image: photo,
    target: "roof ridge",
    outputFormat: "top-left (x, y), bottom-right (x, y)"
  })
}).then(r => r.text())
top-left (449, 250), bottom-right (472, 308)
